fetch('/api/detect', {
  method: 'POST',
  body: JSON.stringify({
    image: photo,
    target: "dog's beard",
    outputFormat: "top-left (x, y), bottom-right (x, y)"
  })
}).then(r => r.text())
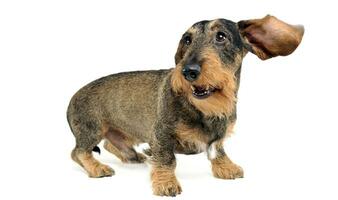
top-left (171, 50), bottom-right (237, 118)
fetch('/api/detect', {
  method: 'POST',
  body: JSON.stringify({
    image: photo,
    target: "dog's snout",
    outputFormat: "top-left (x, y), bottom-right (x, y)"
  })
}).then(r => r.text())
top-left (182, 64), bottom-right (201, 81)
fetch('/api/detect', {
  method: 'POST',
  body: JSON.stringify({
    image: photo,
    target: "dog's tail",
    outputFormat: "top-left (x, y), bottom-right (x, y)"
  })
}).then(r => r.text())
top-left (92, 146), bottom-right (101, 154)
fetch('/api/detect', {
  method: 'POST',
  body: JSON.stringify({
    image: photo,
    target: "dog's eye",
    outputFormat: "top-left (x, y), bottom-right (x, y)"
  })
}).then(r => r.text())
top-left (215, 32), bottom-right (227, 43)
top-left (183, 35), bottom-right (192, 45)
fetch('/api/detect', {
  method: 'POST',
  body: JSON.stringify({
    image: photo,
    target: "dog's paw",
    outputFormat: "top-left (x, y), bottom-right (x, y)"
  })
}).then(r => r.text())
top-left (152, 178), bottom-right (182, 197)
top-left (151, 167), bottom-right (182, 196)
top-left (88, 164), bottom-right (115, 178)
top-left (127, 153), bottom-right (147, 163)
top-left (212, 161), bottom-right (244, 179)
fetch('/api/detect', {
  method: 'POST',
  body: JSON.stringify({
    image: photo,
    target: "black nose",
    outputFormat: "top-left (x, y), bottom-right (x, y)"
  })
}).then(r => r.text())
top-left (182, 64), bottom-right (201, 81)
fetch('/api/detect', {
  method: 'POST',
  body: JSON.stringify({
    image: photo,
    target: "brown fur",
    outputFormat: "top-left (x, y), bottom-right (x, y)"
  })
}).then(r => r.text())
top-left (225, 121), bottom-right (236, 138)
top-left (103, 140), bottom-right (147, 163)
top-left (72, 150), bottom-right (114, 177)
top-left (238, 15), bottom-right (304, 60)
top-left (151, 165), bottom-right (182, 196)
top-left (102, 125), bottom-right (146, 163)
top-left (103, 140), bottom-right (127, 161)
top-left (211, 154), bottom-right (243, 179)
top-left (172, 48), bottom-right (238, 117)
top-left (175, 122), bottom-right (208, 153)
top-left (67, 15), bottom-right (303, 196)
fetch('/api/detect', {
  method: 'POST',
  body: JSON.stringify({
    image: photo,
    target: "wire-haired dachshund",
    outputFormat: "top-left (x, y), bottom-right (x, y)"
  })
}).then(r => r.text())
top-left (67, 15), bottom-right (304, 196)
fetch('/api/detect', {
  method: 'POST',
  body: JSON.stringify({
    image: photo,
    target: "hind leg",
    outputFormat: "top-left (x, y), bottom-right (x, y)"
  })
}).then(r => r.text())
top-left (71, 148), bottom-right (114, 177)
top-left (103, 128), bottom-right (146, 163)
top-left (71, 121), bottom-right (114, 178)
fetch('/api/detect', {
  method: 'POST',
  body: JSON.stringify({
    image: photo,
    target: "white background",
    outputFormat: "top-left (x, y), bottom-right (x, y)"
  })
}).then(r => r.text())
top-left (1, 0), bottom-right (337, 199)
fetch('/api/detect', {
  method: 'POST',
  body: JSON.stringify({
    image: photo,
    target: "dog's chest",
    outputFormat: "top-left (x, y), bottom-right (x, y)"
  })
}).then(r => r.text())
top-left (174, 118), bottom-right (227, 154)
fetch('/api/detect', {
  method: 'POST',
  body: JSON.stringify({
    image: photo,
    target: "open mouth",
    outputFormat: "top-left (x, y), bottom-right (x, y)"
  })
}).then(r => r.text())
top-left (191, 85), bottom-right (217, 99)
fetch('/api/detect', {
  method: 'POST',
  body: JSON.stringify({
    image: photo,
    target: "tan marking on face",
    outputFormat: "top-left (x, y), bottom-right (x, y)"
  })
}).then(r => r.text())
top-left (171, 48), bottom-right (237, 117)
top-left (207, 19), bottom-right (220, 30)
top-left (186, 26), bottom-right (198, 35)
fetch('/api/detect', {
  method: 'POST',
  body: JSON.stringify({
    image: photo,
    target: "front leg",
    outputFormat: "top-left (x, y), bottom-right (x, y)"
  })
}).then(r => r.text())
top-left (150, 125), bottom-right (182, 196)
top-left (207, 139), bottom-right (244, 179)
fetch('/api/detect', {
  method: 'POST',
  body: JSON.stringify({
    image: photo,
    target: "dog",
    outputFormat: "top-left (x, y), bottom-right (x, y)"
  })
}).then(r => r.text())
top-left (67, 15), bottom-right (304, 196)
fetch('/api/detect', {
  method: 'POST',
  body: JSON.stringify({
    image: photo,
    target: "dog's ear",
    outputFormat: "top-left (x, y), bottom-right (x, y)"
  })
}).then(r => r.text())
top-left (175, 41), bottom-right (184, 65)
top-left (238, 15), bottom-right (304, 60)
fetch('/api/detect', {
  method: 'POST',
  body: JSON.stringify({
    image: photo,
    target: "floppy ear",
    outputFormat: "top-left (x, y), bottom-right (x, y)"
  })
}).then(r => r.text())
top-left (238, 15), bottom-right (304, 60)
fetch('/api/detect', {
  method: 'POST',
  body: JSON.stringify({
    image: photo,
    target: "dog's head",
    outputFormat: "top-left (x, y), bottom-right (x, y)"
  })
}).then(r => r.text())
top-left (171, 15), bottom-right (304, 117)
